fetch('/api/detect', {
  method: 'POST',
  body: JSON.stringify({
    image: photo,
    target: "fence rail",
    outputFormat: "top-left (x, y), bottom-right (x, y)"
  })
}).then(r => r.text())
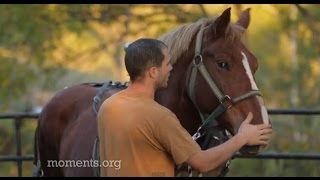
top-left (267, 109), bottom-right (320, 115)
top-left (1, 109), bottom-right (320, 176)
top-left (233, 152), bottom-right (320, 160)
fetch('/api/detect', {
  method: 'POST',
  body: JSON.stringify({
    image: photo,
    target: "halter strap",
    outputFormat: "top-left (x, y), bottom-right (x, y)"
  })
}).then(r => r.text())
top-left (195, 25), bottom-right (205, 57)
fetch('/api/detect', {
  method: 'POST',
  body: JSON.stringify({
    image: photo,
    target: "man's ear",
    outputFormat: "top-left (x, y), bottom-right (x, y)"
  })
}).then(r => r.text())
top-left (148, 66), bottom-right (159, 79)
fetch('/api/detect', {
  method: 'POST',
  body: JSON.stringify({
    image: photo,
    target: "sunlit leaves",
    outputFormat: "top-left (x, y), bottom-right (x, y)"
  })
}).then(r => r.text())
top-left (1, 4), bottom-right (320, 176)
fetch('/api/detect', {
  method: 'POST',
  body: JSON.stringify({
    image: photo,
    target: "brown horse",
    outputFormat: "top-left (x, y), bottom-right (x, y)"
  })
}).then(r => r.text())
top-left (33, 8), bottom-right (271, 177)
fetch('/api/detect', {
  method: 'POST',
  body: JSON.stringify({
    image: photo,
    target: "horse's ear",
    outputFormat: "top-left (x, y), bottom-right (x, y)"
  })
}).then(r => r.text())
top-left (236, 8), bottom-right (251, 30)
top-left (210, 7), bottom-right (231, 37)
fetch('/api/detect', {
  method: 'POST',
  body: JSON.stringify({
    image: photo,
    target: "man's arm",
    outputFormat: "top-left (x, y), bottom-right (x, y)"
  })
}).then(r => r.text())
top-left (186, 112), bottom-right (272, 173)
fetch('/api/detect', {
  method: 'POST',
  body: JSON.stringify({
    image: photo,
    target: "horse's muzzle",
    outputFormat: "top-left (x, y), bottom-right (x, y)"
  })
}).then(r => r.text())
top-left (239, 144), bottom-right (266, 155)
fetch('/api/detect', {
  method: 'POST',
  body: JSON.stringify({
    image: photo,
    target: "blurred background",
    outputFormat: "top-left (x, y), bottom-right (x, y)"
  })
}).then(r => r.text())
top-left (0, 4), bottom-right (319, 177)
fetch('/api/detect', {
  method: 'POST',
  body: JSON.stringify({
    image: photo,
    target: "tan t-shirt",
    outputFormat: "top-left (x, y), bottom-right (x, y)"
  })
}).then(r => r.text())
top-left (97, 89), bottom-right (201, 177)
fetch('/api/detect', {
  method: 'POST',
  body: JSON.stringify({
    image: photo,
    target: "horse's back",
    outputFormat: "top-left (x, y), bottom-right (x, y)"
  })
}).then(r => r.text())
top-left (36, 82), bottom-right (124, 176)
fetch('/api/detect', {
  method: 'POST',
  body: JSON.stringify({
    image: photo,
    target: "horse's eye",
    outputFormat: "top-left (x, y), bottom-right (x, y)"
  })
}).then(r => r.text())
top-left (217, 61), bottom-right (230, 70)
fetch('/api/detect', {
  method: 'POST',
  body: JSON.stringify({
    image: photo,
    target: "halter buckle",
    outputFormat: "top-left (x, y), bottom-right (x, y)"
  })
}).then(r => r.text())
top-left (192, 126), bottom-right (203, 140)
top-left (193, 55), bottom-right (203, 66)
top-left (192, 132), bottom-right (201, 140)
top-left (220, 95), bottom-right (233, 110)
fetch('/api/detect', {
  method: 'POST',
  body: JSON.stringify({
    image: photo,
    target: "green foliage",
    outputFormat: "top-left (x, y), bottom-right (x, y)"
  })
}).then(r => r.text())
top-left (0, 4), bottom-right (320, 177)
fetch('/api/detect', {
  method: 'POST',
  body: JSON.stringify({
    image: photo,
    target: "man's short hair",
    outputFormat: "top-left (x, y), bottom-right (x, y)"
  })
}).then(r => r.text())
top-left (124, 38), bottom-right (167, 82)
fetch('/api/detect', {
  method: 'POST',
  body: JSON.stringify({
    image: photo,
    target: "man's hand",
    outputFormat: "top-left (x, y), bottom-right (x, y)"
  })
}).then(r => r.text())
top-left (238, 112), bottom-right (272, 146)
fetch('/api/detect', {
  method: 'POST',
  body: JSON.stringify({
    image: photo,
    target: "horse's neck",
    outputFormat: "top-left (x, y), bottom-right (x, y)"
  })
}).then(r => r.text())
top-left (155, 63), bottom-right (202, 135)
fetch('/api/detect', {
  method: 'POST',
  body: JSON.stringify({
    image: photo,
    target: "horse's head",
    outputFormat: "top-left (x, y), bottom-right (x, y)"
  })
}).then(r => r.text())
top-left (188, 7), bottom-right (271, 155)
top-left (159, 7), bottom-right (271, 158)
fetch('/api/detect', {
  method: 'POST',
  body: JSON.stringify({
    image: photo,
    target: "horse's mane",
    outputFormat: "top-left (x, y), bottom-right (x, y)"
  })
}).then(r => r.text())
top-left (159, 16), bottom-right (245, 65)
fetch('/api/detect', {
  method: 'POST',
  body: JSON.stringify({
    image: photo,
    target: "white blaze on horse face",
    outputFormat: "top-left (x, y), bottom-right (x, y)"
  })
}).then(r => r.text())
top-left (241, 52), bottom-right (258, 90)
top-left (241, 52), bottom-right (269, 125)
top-left (257, 96), bottom-right (269, 125)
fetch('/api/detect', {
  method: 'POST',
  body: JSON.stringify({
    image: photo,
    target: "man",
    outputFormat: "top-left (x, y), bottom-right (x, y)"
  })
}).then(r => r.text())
top-left (97, 38), bottom-right (272, 177)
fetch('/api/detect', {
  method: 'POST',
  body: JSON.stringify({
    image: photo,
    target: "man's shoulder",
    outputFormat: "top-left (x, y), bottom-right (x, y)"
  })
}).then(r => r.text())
top-left (151, 100), bottom-right (169, 112)
top-left (100, 91), bottom-right (124, 108)
top-left (151, 101), bottom-right (177, 119)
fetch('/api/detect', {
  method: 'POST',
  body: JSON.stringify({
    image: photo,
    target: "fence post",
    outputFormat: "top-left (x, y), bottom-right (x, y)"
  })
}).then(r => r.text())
top-left (15, 117), bottom-right (22, 177)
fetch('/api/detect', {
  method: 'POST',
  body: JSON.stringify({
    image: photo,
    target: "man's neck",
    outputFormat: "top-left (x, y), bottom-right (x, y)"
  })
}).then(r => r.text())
top-left (126, 80), bottom-right (156, 99)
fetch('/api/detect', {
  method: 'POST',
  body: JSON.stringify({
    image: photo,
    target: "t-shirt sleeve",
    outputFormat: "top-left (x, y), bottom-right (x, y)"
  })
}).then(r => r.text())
top-left (153, 112), bottom-right (201, 165)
